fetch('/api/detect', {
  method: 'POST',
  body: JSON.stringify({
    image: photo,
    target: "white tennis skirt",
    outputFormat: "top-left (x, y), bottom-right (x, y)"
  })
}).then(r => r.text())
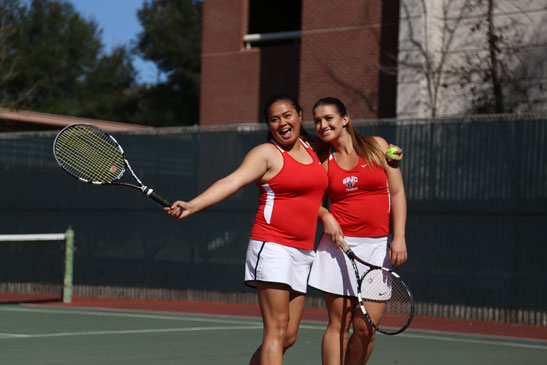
top-left (308, 234), bottom-right (392, 298)
top-left (244, 239), bottom-right (315, 294)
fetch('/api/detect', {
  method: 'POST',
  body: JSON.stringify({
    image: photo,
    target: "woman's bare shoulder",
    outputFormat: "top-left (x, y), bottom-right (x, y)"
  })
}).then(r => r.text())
top-left (244, 142), bottom-right (281, 162)
top-left (372, 136), bottom-right (388, 150)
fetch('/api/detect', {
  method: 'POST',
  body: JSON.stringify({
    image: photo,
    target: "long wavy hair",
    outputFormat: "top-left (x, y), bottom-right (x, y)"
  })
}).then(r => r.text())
top-left (313, 97), bottom-right (385, 168)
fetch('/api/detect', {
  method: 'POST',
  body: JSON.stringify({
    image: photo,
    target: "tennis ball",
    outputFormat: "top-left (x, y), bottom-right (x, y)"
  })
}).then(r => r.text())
top-left (386, 146), bottom-right (400, 160)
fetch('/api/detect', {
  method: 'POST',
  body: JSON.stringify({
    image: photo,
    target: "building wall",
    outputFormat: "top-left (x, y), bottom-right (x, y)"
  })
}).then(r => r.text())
top-left (200, 0), bottom-right (398, 125)
top-left (202, 0), bottom-right (547, 123)
top-left (200, 0), bottom-right (260, 125)
top-left (299, 0), bottom-right (399, 120)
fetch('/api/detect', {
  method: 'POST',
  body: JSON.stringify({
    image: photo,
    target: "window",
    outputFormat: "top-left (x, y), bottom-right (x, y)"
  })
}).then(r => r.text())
top-left (247, 1), bottom-right (302, 118)
top-left (248, 0), bottom-right (301, 35)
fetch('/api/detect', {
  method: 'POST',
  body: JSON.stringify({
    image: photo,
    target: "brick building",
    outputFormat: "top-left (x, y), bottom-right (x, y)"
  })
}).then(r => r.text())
top-left (200, 0), bottom-right (399, 125)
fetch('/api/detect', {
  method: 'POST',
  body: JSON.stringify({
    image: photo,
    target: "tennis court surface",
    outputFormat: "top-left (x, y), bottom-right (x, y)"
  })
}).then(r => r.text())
top-left (1, 297), bottom-right (545, 364)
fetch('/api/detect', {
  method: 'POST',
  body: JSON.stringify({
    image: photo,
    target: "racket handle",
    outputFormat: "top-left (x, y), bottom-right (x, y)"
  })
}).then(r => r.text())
top-left (338, 237), bottom-right (354, 258)
top-left (146, 189), bottom-right (172, 207)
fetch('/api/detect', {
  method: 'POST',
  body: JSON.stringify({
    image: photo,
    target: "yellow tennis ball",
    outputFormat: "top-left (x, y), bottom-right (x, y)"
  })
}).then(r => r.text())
top-left (386, 146), bottom-right (400, 160)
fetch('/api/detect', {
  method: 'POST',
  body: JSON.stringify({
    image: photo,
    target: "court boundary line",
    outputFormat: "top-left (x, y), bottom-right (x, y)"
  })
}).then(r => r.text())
top-left (405, 327), bottom-right (547, 344)
top-left (0, 305), bottom-right (261, 325)
top-left (26, 304), bottom-right (547, 344)
top-left (0, 325), bottom-right (264, 340)
top-left (1, 305), bottom-right (545, 350)
top-left (399, 332), bottom-right (547, 350)
top-left (9, 304), bottom-right (547, 342)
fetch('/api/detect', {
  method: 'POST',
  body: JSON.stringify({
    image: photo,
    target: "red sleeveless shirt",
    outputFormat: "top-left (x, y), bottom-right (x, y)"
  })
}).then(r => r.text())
top-left (250, 139), bottom-right (328, 250)
top-left (327, 152), bottom-right (391, 237)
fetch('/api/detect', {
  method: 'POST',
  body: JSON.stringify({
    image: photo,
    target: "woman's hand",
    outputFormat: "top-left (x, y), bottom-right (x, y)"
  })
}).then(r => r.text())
top-left (163, 201), bottom-right (191, 219)
top-left (387, 144), bottom-right (403, 164)
top-left (321, 212), bottom-right (343, 247)
top-left (389, 236), bottom-right (407, 268)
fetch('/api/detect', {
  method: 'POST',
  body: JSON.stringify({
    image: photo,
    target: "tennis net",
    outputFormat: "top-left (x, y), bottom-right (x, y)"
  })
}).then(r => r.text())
top-left (0, 227), bottom-right (74, 304)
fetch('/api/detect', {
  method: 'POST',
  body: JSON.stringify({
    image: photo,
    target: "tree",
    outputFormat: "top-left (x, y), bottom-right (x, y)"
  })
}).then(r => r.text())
top-left (133, 0), bottom-right (202, 126)
top-left (0, 0), bottom-right (139, 123)
top-left (0, 0), bottom-right (27, 102)
top-left (1, 0), bottom-right (204, 127)
top-left (1, 0), bottom-right (101, 112)
top-left (397, 0), bottom-right (547, 117)
top-left (397, 0), bottom-right (477, 117)
top-left (454, 0), bottom-right (547, 114)
top-left (76, 46), bottom-right (138, 122)
top-left (486, 0), bottom-right (503, 113)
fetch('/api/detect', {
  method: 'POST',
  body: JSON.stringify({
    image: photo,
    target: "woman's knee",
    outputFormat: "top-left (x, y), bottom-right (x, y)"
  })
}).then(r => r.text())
top-left (283, 332), bottom-right (298, 350)
top-left (282, 319), bottom-right (301, 350)
top-left (352, 317), bottom-right (375, 341)
top-left (264, 312), bottom-right (290, 339)
top-left (324, 321), bottom-right (351, 346)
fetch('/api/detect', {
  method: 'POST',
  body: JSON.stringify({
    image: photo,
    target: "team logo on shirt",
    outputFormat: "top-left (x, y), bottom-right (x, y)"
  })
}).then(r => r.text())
top-left (343, 176), bottom-right (359, 192)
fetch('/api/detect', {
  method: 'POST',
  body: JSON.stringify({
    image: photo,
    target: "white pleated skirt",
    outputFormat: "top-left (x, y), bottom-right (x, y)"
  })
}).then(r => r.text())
top-left (308, 234), bottom-right (392, 297)
top-left (244, 239), bottom-right (315, 294)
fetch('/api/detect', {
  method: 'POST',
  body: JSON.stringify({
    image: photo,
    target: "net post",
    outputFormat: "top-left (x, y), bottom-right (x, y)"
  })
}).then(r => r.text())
top-left (63, 227), bottom-right (74, 303)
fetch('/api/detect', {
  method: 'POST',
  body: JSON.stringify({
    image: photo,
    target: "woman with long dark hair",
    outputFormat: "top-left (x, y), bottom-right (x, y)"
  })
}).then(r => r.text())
top-left (166, 94), bottom-right (328, 364)
top-left (309, 97), bottom-right (407, 364)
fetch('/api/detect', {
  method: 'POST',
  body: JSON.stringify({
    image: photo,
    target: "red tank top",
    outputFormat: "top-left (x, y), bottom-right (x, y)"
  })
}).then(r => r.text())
top-left (250, 139), bottom-right (328, 250)
top-left (327, 151), bottom-right (390, 237)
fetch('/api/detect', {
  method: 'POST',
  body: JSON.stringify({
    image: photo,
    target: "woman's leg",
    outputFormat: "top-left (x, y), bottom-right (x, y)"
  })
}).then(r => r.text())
top-left (345, 301), bottom-right (386, 364)
top-left (249, 282), bottom-right (306, 365)
top-left (321, 293), bottom-right (354, 365)
top-left (284, 289), bottom-right (306, 351)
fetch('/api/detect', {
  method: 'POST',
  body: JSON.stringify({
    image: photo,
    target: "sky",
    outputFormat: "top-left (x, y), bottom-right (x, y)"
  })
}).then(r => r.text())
top-left (66, 0), bottom-right (161, 85)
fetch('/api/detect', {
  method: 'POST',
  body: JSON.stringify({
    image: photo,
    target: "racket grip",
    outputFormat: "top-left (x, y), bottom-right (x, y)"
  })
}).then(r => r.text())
top-left (146, 189), bottom-right (172, 207)
top-left (338, 237), bottom-right (353, 256)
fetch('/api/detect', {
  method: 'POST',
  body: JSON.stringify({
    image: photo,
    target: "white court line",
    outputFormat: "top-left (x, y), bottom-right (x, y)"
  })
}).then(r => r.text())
top-left (0, 306), bottom-right (259, 325)
top-left (404, 327), bottom-right (547, 344)
top-left (0, 333), bottom-right (29, 339)
top-left (397, 333), bottom-right (547, 350)
top-left (1, 306), bottom-right (545, 350)
top-left (0, 325), bottom-right (263, 340)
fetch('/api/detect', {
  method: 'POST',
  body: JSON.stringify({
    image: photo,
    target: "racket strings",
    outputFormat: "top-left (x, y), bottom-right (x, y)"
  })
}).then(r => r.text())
top-left (57, 139), bottom-right (114, 177)
top-left (54, 125), bottom-right (124, 182)
top-left (361, 269), bottom-right (413, 335)
top-left (56, 132), bottom-right (121, 181)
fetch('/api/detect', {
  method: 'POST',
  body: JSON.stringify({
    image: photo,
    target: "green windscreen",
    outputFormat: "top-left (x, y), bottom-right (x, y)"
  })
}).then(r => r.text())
top-left (1, 116), bottom-right (546, 324)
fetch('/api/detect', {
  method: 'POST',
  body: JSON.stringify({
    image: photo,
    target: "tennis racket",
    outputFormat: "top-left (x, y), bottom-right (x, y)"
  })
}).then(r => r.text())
top-left (53, 123), bottom-right (172, 208)
top-left (338, 237), bottom-right (414, 335)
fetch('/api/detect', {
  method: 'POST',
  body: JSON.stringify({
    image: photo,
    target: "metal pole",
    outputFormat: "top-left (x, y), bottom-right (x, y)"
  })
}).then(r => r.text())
top-left (63, 227), bottom-right (74, 303)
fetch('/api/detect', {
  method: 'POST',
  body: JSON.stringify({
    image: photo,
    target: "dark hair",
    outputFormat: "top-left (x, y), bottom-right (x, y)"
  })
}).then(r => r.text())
top-left (312, 97), bottom-right (384, 168)
top-left (262, 94), bottom-right (311, 141)
top-left (262, 94), bottom-right (302, 123)
top-left (313, 97), bottom-right (348, 119)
